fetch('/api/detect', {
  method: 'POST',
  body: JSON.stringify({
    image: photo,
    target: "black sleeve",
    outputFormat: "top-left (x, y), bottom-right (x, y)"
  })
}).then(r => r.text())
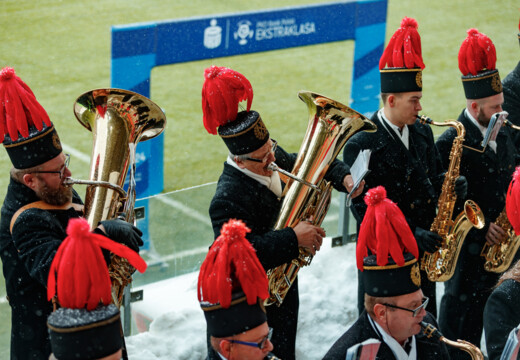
top-left (11, 209), bottom-right (68, 287)
top-left (209, 197), bottom-right (299, 271)
top-left (484, 282), bottom-right (520, 360)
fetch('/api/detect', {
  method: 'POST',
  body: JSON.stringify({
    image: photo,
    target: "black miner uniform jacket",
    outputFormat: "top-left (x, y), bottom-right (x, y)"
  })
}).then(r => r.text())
top-left (435, 110), bottom-right (518, 297)
top-left (0, 177), bottom-right (83, 360)
top-left (484, 279), bottom-right (520, 360)
top-left (322, 311), bottom-right (450, 360)
top-left (209, 145), bottom-right (350, 360)
top-left (343, 112), bottom-right (444, 243)
top-left (503, 61), bottom-right (520, 147)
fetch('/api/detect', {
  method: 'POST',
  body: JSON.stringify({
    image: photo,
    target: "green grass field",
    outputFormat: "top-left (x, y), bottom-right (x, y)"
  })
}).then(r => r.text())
top-left (1, 0), bottom-right (519, 357)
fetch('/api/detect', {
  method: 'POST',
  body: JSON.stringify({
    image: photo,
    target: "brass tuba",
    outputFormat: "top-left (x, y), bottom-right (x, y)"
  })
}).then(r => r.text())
top-left (418, 115), bottom-right (485, 282)
top-left (421, 321), bottom-right (484, 360)
top-left (481, 119), bottom-right (520, 273)
top-left (65, 88), bottom-right (166, 307)
top-left (265, 91), bottom-right (377, 306)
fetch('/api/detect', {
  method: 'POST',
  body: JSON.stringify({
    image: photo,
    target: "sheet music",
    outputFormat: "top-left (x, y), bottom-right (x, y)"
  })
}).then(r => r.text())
top-left (346, 338), bottom-right (381, 360)
top-left (500, 324), bottom-right (520, 360)
top-left (346, 149), bottom-right (371, 207)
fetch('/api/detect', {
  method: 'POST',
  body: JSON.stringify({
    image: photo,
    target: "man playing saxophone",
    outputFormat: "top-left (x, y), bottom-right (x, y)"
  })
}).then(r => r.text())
top-left (343, 17), bottom-right (468, 318)
top-left (202, 66), bottom-right (362, 360)
top-left (0, 67), bottom-right (144, 360)
top-left (436, 29), bottom-right (519, 360)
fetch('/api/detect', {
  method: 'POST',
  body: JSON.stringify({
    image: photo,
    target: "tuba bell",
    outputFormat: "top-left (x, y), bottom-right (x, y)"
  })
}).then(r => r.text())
top-left (265, 91), bottom-right (377, 307)
top-left (65, 88), bottom-right (166, 306)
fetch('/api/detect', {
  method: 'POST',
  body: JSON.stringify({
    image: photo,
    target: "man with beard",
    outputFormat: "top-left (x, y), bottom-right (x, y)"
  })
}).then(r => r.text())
top-left (0, 67), bottom-right (143, 360)
top-left (436, 30), bottom-right (519, 360)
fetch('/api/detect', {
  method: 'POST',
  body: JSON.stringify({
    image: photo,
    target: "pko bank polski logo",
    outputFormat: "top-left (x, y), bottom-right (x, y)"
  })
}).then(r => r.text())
top-left (203, 17), bottom-right (317, 49)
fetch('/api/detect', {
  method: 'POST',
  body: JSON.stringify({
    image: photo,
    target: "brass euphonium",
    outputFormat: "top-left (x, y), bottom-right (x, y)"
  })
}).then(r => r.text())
top-left (421, 321), bottom-right (484, 360)
top-left (418, 115), bottom-right (485, 282)
top-left (481, 119), bottom-right (520, 273)
top-left (65, 88), bottom-right (166, 307)
top-left (265, 91), bottom-right (377, 307)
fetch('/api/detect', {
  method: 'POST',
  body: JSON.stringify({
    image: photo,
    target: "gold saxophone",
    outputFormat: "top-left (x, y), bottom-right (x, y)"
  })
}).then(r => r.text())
top-left (421, 321), bottom-right (484, 360)
top-left (418, 115), bottom-right (485, 282)
top-left (265, 91), bottom-right (377, 307)
top-left (66, 88), bottom-right (166, 307)
top-left (481, 119), bottom-right (520, 273)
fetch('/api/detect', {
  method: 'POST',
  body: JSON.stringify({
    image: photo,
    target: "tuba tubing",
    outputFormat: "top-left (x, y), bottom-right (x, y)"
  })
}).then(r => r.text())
top-left (71, 88), bottom-right (166, 307)
top-left (420, 321), bottom-right (484, 360)
top-left (265, 91), bottom-right (377, 307)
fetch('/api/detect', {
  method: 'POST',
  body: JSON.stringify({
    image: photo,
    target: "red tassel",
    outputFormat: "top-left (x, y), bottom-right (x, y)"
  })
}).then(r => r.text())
top-left (507, 167), bottom-right (520, 234)
top-left (47, 218), bottom-right (147, 310)
top-left (379, 17), bottom-right (425, 70)
top-left (198, 219), bottom-right (268, 308)
top-left (201, 66), bottom-right (253, 135)
top-left (0, 67), bottom-right (51, 142)
top-left (356, 186), bottom-right (418, 271)
top-left (458, 29), bottom-right (497, 76)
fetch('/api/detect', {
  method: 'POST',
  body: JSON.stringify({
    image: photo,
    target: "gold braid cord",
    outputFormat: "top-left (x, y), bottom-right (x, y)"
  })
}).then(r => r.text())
top-left (109, 255), bottom-right (136, 307)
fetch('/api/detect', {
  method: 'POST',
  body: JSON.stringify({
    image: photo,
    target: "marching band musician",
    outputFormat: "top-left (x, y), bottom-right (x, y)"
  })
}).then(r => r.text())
top-left (0, 67), bottom-right (143, 360)
top-left (483, 168), bottom-right (520, 360)
top-left (198, 219), bottom-right (278, 360)
top-left (323, 186), bottom-right (450, 360)
top-left (202, 65), bottom-right (362, 360)
top-left (436, 29), bottom-right (519, 360)
top-left (502, 19), bottom-right (520, 147)
top-left (343, 17), bottom-right (467, 317)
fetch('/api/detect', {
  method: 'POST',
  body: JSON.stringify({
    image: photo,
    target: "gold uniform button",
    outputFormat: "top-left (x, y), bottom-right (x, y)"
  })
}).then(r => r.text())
top-left (410, 203), bottom-right (415, 209)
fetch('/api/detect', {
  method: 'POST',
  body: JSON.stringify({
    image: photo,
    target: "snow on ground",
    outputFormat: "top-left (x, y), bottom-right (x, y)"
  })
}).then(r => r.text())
top-left (126, 239), bottom-right (360, 359)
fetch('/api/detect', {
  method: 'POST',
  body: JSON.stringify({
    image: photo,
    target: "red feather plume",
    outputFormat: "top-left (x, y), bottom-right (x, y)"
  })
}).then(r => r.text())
top-left (201, 66), bottom-right (253, 135)
top-left (379, 17), bottom-right (425, 70)
top-left (458, 28), bottom-right (497, 76)
top-left (356, 186), bottom-right (419, 271)
top-left (197, 219), bottom-right (268, 308)
top-left (47, 218), bottom-right (147, 310)
top-left (506, 167), bottom-right (520, 235)
top-left (0, 67), bottom-right (51, 143)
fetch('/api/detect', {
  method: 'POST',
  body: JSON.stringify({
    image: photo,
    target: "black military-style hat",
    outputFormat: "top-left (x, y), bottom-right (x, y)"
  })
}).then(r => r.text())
top-left (47, 217), bottom-right (147, 359)
top-left (47, 305), bottom-right (122, 360)
top-left (198, 219), bottom-right (269, 337)
top-left (379, 17), bottom-right (425, 94)
top-left (201, 66), bottom-right (270, 155)
top-left (458, 29), bottom-right (502, 99)
top-left (0, 67), bottom-right (63, 169)
top-left (357, 186), bottom-right (421, 297)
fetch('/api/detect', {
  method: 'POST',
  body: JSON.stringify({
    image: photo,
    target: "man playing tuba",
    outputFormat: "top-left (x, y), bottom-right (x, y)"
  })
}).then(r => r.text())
top-left (0, 67), bottom-right (143, 359)
top-left (203, 65), bottom-right (362, 360)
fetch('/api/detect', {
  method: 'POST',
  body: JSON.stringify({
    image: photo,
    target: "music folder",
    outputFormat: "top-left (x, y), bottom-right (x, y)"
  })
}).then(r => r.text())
top-left (346, 149), bottom-right (371, 207)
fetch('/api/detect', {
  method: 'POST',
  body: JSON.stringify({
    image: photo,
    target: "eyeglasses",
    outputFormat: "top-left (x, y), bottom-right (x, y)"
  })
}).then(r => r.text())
top-left (383, 296), bottom-right (429, 317)
top-left (30, 154), bottom-right (70, 179)
top-left (228, 327), bottom-right (273, 350)
top-left (244, 140), bottom-right (277, 163)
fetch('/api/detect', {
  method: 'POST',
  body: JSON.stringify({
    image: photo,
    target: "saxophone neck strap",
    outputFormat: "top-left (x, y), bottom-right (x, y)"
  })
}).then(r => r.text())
top-left (10, 201), bottom-right (84, 234)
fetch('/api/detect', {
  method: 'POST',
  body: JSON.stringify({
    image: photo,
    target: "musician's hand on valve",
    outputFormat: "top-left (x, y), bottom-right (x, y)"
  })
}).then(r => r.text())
top-left (454, 175), bottom-right (468, 199)
top-left (414, 227), bottom-right (443, 253)
top-left (97, 219), bottom-right (144, 253)
top-left (485, 222), bottom-right (507, 246)
top-left (292, 221), bottom-right (326, 255)
top-left (343, 175), bottom-right (364, 199)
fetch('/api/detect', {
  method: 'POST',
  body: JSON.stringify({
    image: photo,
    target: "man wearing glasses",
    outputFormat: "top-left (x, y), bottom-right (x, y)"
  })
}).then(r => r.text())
top-left (0, 67), bottom-right (143, 359)
top-left (323, 186), bottom-right (450, 360)
top-left (203, 66), bottom-right (362, 360)
top-left (199, 219), bottom-right (280, 360)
